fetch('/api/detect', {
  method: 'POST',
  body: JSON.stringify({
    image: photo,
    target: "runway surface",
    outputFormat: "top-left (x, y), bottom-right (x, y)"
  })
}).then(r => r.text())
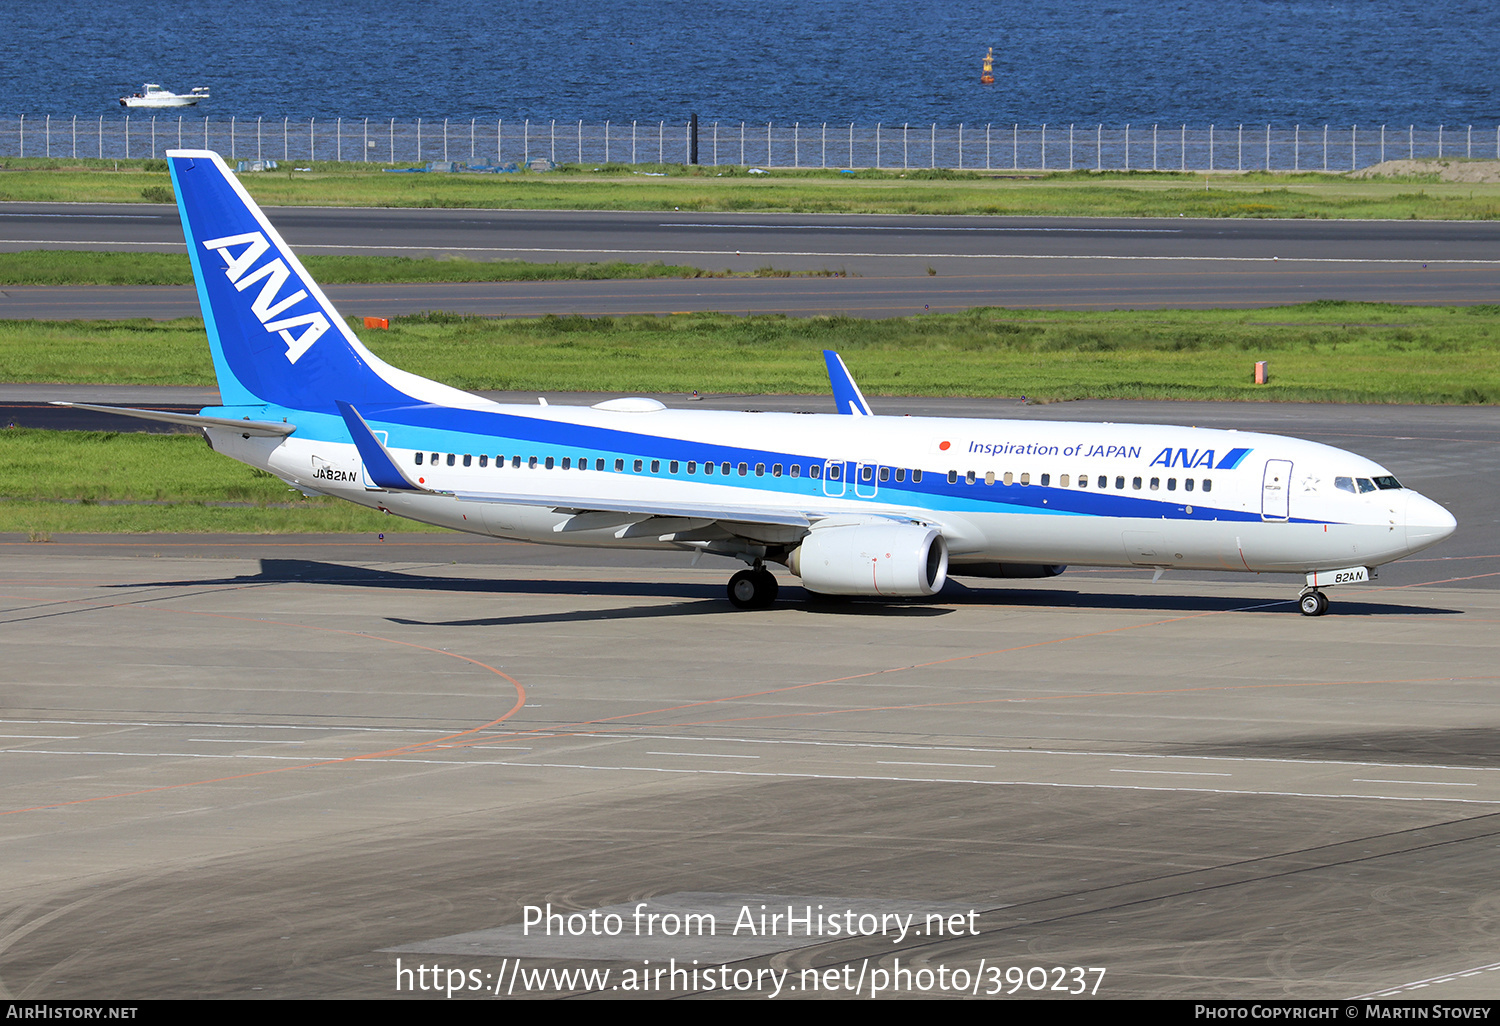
top-left (2, 398), bottom-right (1498, 1000)
top-left (4, 204), bottom-right (1499, 317)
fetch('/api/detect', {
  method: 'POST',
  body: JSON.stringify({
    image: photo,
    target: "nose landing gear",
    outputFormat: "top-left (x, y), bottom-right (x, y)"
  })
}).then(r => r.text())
top-left (1298, 588), bottom-right (1330, 616)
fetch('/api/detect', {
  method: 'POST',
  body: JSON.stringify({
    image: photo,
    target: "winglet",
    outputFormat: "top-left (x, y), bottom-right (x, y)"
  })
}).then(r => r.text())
top-left (823, 350), bottom-right (873, 416)
top-left (334, 400), bottom-right (429, 491)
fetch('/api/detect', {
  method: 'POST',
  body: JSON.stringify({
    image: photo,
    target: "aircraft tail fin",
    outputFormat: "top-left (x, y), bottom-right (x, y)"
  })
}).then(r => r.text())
top-left (168, 150), bottom-right (454, 412)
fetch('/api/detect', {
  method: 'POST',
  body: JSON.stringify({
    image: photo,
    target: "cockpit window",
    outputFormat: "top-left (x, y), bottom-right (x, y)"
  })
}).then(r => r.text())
top-left (1373, 475), bottom-right (1403, 490)
top-left (1335, 476), bottom-right (1356, 493)
top-left (1357, 478), bottom-right (1377, 493)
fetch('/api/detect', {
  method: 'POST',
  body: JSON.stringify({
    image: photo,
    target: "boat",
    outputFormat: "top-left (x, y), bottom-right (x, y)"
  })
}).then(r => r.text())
top-left (118, 84), bottom-right (210, 109)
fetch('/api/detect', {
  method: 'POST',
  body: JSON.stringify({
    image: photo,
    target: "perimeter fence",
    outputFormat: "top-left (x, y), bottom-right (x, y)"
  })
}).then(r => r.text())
top-left (3, 116), bottom-right (1499, 173)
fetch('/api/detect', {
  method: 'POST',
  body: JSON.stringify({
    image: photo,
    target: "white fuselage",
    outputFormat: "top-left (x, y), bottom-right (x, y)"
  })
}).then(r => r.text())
top-left (203, 402), bottom-right (1455, 577)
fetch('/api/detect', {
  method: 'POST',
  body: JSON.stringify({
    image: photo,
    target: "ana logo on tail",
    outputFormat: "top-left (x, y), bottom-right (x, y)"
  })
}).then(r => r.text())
top-left (200, 231), bottom-right (330, 363)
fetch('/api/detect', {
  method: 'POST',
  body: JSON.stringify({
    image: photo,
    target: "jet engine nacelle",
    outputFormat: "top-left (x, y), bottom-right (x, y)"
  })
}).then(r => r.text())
top-left (789, 518), bottom-right (949, 597)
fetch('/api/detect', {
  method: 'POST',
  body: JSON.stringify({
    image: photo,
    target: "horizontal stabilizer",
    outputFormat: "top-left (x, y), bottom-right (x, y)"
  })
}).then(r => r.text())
top-left (49, 401), bottom-right (295, 436)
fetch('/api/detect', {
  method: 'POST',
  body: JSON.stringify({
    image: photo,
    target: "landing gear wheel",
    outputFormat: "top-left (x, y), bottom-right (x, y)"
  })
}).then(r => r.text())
top-left (1299, 589), bottom-right (1329, 616)
top-left (728, 568), bottom-right (779, 609)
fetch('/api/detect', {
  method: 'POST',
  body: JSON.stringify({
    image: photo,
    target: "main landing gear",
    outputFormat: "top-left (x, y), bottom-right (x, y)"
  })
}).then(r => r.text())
top-left (728, 566), bottom-right (779, 609)
top-left (1298, 588), bottom-right (1330, 617)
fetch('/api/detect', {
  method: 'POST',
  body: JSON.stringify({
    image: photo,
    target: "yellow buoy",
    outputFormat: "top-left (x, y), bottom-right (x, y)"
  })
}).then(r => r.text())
top-left (981, 46), bottom-right (995, 85)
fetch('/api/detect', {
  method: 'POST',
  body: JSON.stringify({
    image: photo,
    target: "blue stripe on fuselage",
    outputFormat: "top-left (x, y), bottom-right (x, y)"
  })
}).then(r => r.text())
top-left (228, 400), bottom-right (1291, 525)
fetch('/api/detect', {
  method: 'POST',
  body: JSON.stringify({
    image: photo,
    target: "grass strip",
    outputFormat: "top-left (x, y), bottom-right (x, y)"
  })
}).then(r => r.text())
top-left (1, 302), bottom-right (1497, 404)
top-left (0, 250), bottom-right (792, 286)
top-left (0, 429), bottom-right (441, 536)
top-left (2, 158), bottom-right (1498, 218)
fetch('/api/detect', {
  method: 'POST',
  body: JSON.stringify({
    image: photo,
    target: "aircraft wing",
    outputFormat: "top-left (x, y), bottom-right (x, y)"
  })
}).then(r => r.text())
top-left (447, 488), bottom-right (816, 528)
top-left (342, 400), bottom-right (924, 533)
top-left (337, 400), bottom-right (825, 528)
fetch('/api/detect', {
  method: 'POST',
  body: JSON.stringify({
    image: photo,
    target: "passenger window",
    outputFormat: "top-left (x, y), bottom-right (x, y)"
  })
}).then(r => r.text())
top-left (687, 461), bottom-right (696, 474)
top-left (811, 464), bottom-right (822, 479)
top-left (755, 463), bottom-right (765, 477)
top-left (829, 465), bottom-right (841, 481)
top-left (414, 452), bottom-right (423, 465)
top-left (1185, 478), bottom-right (1194, 492)
top-left (1020, 473), bottom-right (1030, 486)
top-left (462, 454), bottom-right (472, 467)
top-left (986, 471), bottom-right (997, 486)
top-left (895, 468), bottom-right (905, 483)
top-left (561, 457), bottom-right (571, 469)
top-left (1167, 478), bottom-right (1176, 491)
top-left (1079, 475), bottom-right (1088, 488)
top-left (1203, 479), bottom-right (1212, 493)
top-left (1060, 474), bottom-right (1069, 487)
top-left (965, 470), bottom-right (976, 484)
top-left (1040, 473), bottom-right (1050, 486)
top-left (633, 459), bottom-right (643, 472)
top-left (878, 467), bottom-right (889, 482)
top-left (859, 465), bottom-right (872, 483)
top-left (773, 464), bottom-right (782, 477)
top-left (789, 464), bottom-right (800, 478)
top-left (447, 453), bottom-right (456, 467)
top-left (947, 470), bottom-right (958, 484)
top-left (704, 461), bottom-right (714, 475)
top-left (1150, 477), bottom-right (1159, 490)
top-left (912, 469), bottom-right (922, 483)
top-left (614, 458), bottom-right (624, 471)
top-left (528, 456), bottom-right (538, 468)
top-left (651, 460), bottom-right (661, 473)
top-left (1114, 476), bottom-right (1124, 490)
top-left (1132, 476), bottom-right (1141, 490)
top-left (721, 462), bottom-right (731, 475)
top-left (670, 460), bottom-right (679, 474)
top-left (545, 457), bottom-right (555, 469)
top-left (479, 455), bottom-right (488, 468)
top-left (738, 462), bottom-right (748, 476)
top-left (1096, 476), bottom-right (1107, 489)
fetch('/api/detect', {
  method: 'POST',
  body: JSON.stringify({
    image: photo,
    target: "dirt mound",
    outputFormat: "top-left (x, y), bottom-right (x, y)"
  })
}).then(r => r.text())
top-left (1352, 158), bottom-right (1500, 183)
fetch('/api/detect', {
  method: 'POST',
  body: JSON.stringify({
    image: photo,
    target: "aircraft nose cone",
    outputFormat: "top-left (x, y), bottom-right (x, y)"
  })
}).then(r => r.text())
top-left (1405, 491), bottom-right (1457, 552)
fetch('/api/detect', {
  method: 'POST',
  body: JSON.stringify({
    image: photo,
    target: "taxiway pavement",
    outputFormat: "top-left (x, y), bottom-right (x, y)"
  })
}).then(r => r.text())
top-left (1, 398), bottom-right (1497, 999)
top-left (4, 206), bottom-right (1498, 317)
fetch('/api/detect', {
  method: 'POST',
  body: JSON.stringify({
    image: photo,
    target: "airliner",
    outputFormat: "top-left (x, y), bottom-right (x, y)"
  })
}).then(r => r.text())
top-left (58, 150), bottom-right (1457, 615)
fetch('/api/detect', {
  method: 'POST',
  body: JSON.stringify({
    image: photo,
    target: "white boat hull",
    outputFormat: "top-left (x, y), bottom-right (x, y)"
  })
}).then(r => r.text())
top-left (119, 84), bottom-right (208, 108)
